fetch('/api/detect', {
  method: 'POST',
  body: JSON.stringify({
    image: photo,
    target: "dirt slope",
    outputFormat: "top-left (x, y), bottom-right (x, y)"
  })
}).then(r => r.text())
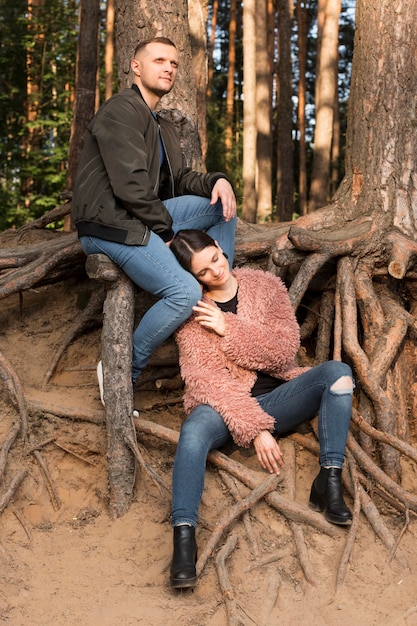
top-left (0, 278), bottom-right (417, 626)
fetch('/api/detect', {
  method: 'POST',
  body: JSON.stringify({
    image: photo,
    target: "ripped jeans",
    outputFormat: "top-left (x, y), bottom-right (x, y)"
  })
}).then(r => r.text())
top-left (171, 361), bottom-right (354, 527)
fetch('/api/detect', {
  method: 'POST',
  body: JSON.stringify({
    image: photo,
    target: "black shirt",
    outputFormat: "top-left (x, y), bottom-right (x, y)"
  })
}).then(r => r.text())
top-left (215, 293), bottom-right (282, 397)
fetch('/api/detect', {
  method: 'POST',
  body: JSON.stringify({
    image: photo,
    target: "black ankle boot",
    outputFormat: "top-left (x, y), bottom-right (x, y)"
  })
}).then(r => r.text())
top-left (170, 525), bottom-right (198, 589)
top-left (309, 467), bottom-right (352, 525)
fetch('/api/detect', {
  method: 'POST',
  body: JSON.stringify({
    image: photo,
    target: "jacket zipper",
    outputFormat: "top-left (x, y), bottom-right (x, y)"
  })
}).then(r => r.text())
top-left (158, 123), bottom-right (176, 198)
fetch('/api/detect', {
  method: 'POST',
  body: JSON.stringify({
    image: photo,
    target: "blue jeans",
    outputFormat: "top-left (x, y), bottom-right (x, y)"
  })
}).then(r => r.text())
top-left (171, 361), bottom-right (353, 527)
top-left (80, 195), bottom-right (236, 381)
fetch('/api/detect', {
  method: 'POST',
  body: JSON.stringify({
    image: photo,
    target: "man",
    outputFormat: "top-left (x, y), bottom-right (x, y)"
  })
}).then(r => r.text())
top-left (71, 37), bottom-right (237, 404)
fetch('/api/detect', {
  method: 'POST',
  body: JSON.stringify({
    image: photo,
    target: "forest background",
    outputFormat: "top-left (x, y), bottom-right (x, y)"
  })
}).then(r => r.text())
top-left (0, 0), bottom-right (356, 230)
top-left (1, 0), bottom-right (417, 623)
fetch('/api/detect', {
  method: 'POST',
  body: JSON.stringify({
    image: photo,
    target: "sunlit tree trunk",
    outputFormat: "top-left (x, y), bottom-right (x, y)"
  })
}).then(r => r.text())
top-left (104, 0), bottom-right (115, 101)
top-left (296, 0), bottom-right (309, 216)
top-left (330, 65), bottom-right (340, 196)
top-left (255, 0), bottom-right (273, 221)
top-left (206, 0), bottom-right (218, 98)
top-left (188, 0), bottom-right (209, 166)
top-left (115, 0), bottom-right (203, 169)
top-left (241, 0), bottom-right (257, 222)
top-left (224, 0), bottom-right (237, 171)
top-left (308, 0), bottom-right (341, 211)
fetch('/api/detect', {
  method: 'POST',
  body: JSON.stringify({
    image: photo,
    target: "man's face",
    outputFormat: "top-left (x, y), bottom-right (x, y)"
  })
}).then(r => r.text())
top-left (132, 42), bottom-right (179, 98)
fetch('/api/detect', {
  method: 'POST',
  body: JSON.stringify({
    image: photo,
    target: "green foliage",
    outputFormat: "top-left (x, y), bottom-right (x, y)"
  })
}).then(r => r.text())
top-left (0, 0), bottom-right (77, 230)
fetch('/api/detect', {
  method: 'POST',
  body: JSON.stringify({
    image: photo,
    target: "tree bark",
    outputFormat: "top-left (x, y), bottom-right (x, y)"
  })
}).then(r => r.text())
top-left (85, 254), bottom-right (137, 518)
top-left (308, 0), bottom-right (341, 212)
top-left (276, 0), bottom-right (295, 222)
top-left (67, 0), bottom-right (101, 193)
top-left (241, 0), bottom-right (257, 222)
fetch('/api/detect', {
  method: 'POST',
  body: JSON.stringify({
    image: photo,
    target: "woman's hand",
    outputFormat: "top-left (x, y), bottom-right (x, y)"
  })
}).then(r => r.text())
top-left (193, 300), bottom-right (226, 336)
top-left (253, 430), bottom-right (284, 475)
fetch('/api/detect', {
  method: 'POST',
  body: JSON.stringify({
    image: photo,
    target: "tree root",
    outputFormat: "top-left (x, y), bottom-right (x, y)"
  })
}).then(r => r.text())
top-left (219, 470), bottom-right (259, 558)
top-left (196, 473), bottom-right (281, 577)
top-left (214, 534), bottom-right (240, 626)
top-left (43, 285), bottom-right (105, 386)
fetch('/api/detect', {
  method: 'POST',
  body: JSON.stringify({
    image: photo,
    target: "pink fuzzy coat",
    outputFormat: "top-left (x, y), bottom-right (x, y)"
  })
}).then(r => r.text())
top-left (175, 267), bottom-right (308, 447)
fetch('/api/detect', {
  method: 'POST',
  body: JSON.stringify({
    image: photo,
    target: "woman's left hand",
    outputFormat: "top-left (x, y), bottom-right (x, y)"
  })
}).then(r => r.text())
top-left (193, 300), bottom-right (226, 336)
top-left (253, 430), bottom-right (284, 475)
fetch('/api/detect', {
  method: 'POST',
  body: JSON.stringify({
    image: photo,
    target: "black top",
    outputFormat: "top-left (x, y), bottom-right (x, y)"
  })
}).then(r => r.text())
top-left (215, 293), bottom-right (283, 397)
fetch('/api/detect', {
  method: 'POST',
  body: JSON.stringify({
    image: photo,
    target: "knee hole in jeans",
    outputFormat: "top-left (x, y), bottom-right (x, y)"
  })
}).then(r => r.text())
top-left (330, 375), bottom-right (354, 396)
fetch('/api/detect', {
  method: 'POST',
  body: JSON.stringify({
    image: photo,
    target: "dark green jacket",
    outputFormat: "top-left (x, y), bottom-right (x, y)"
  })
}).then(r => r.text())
top-left (72, 86), bottom-right (228, 245)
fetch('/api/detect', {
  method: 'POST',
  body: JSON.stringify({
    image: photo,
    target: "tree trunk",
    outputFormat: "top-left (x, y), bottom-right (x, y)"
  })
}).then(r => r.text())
top-left (241, 0), bottom-right (257, 222)
top-left (225, 0), bottom-right (237, 170)
top-left (66, 0), bottom-right (100, 193)
top-left (255, 0), bottom-right (273, 222)
top-left (188, 0), bottom-right (209, 166)
top-left (104, 0), bottom-right (115, 101)
top-left (296, 0), bottom-right (309, 216)
top-left (206, 0), bottom-right (218, 98)
top-left (276, 0), bottom-right (294, 222)
top-left (308, 0), bottom-right (341, 212)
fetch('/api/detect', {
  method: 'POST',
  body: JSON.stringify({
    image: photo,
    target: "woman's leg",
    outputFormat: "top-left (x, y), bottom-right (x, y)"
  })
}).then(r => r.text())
top-left (258, 361), bottom-right (354, 524)
top-left (257, 361), bottom-right (354, 468)
top-left (171, 404), bottom-right (232, 527)
top-left (170, 405), bottom-right (231, 588)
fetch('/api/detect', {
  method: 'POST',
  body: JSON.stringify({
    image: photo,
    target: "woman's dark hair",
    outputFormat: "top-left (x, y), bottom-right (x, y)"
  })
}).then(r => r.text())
top-left (170, 230), bottom-right (217, 273)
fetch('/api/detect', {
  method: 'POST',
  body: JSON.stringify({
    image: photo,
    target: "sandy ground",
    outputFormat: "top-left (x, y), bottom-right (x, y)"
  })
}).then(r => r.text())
top-left (1, 277), bottom-right (417, 626)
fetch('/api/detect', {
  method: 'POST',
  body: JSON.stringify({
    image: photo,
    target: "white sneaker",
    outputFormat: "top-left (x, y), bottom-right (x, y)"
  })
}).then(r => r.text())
top-left (97, 360), bottom-right (105, 406)
top-left (132, 409), bottom-right (140, 419)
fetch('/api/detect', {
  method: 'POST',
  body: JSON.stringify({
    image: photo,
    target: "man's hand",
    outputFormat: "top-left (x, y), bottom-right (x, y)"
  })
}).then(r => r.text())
top-left (210, 179), bottom-right (236, 222)
top-left (253, 430), bottom-right (284, 475)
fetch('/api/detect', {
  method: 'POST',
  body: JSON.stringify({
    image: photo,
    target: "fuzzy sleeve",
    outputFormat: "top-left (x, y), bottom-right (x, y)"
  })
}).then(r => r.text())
top-left (219, 269), bottom-right (301, 376)
top-left (175, 321), bottom-right (275, 447)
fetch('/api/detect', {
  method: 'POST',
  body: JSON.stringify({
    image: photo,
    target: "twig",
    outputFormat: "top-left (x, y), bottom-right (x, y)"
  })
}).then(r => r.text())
top-left (0, 420), bottom-right (21, 483)
top-left (386, 507), bottom-right (410, 565)
top-left (283, 440), bottom-right (317, 586)
top-left (11, 505), bottom-right (32, 541)
top-left (335, 458), bottom-right (361, 593)
top-left (0, 469), bottom-right (27, 514)
top-left (219, 470), bottom-right (259, 558)
top-left (42, 286), bottom-right (105, 385)
top-left (124, 433), bottom-right (171, 498)
top-left (244, 546), bottom-right (293, 572)
top-left (215, 533), bottom-right (240, 626)
top-left (32, 450), bottom-right (61, 511)
top-left (26, 436), bottom-right (56, 454)
top-left (0, 351), bottom-right (28, 440)
top-left (261, 568), bottom-right (282, 626)
top-left (54, 441), bottom-right (98, 466)
top-left (196, 474), bottom-right (281, 577)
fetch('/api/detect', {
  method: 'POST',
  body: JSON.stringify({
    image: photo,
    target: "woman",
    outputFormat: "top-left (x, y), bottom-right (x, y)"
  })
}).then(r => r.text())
top-left (169, 229), bottom-right (354, 589)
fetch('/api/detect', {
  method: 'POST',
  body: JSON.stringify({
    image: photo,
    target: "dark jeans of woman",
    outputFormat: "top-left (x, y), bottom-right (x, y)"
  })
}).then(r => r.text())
top-left (171, 361), bottom-right (354, 527)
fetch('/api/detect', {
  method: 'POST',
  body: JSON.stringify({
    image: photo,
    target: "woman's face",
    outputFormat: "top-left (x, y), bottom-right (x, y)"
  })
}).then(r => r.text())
top-left (190, 245), bottom-right (230, 288)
